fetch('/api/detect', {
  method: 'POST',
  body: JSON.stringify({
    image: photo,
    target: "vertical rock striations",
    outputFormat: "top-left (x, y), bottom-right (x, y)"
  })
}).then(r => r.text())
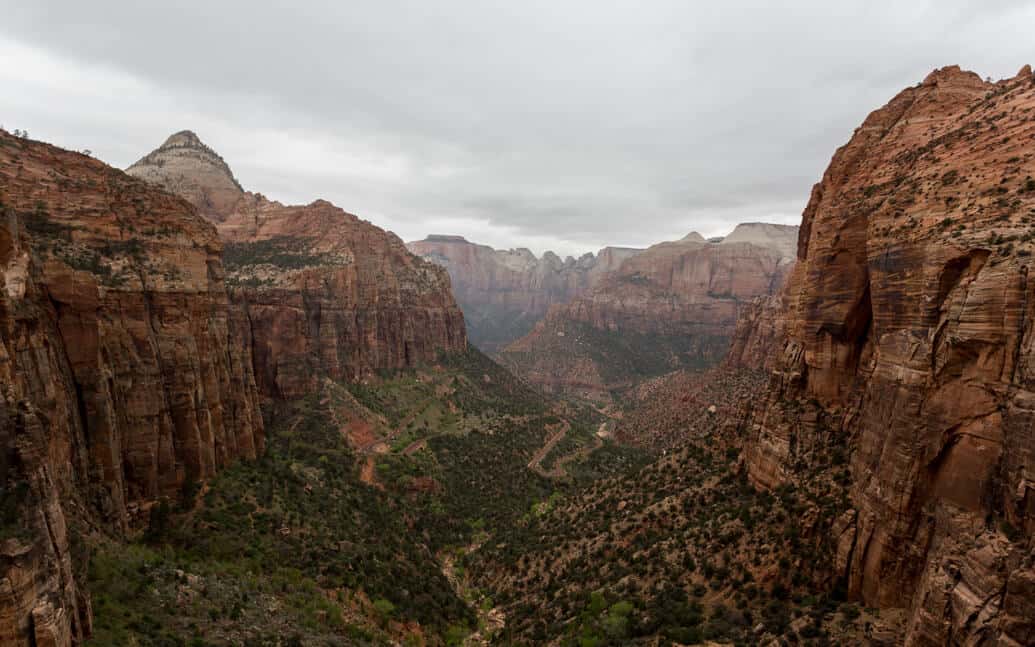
top-left (129, 133), bottom-right (468, 399)
top-left (738, 66), bottom-right (1035, 645)
top-left (407, 235), bottom-right (641, 352)
top-left (0, 130), bottom-right (263, 645)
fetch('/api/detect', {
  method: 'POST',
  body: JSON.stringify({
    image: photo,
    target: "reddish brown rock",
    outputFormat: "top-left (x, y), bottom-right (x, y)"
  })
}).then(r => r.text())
top-left (129, 134), bottom-right (468, 399)
top-left (407, 235), bottom-right (641, 352)
top-left (499, 224), bottom-right (797, 401)
top-left (738, 65), bottom-right (1035, 645)
top-left (0, 130), bottom-right (263, 645)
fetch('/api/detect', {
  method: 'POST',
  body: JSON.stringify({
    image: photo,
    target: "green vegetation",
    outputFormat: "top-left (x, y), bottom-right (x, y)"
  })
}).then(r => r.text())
top-left (500, 320), bottom-right (728, 398)
top-left (87, 348), bottom-right (644, 644)
top-left (88, 391), bottom-right (473, 645)
top-left (472, 399), bottom-right (861, 645)
top-left (223, 236), bottom-right (336, 272)
top-left (18, 200), bottom-right (152, 287)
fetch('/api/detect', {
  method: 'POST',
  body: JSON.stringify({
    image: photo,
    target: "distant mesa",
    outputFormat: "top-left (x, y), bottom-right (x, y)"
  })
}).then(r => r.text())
top-left (424, 234), bottom-right (470, 243)
top-left (407, 236), bottom-right (644, 352)
top-left (718, 222), bottom-right (798, 257)
top-left (498, 221), bottom-right (798, 402)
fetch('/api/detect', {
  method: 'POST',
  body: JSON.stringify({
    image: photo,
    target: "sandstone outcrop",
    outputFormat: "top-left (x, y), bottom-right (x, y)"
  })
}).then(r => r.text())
top-left (0, 130), bottom-right (263, 645)
top-left (407, 235), bottom-right (640, 352)
top-left (500, 224), bottom-right (797, 401)
top-left (129, 133), bottom-right (468, 399)
top-left (737, 65), bottom-right (1035, 645)
top-left (127, 130), bottom-right (244, 222)
top-left (725, 293), bottom-right (789, 371)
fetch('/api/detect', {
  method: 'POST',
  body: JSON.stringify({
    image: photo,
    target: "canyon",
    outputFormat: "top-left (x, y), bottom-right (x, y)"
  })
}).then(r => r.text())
top-left (407, 235), bottom-right (641, 352)
top-left (469, 65), bottom-right (1035, 646)
top-left (0, 130), bottom-right (467, 644)
top-left (3, 61), bottom-right (1035, 647)
top-left (497, 223), bottom-right (798, 402)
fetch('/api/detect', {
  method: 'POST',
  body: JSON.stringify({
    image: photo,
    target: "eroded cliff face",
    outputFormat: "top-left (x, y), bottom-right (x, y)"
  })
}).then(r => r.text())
top-left (499, 224), bottom-right (797, 401)
top-left (739, 66), bottom-right (1035, 645)
top-left (407, 235), bottom-right (641, 352)
top-left (725, 293), bottom-right (790, 371)
top-left (129, 133), bottom-right (468, 399)
top-left (0, 130), bottom-right (263, 645)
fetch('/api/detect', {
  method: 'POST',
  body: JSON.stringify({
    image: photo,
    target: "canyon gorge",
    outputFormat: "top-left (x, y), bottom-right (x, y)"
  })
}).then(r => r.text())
top-left (0, 129), bottom-right (467, 644)
top-left (407, 235), bottom-right (641, 353)
top-left (496, 223), bottom-right (797, 403)
top-left (1, 62), bottom-right (1035, 647)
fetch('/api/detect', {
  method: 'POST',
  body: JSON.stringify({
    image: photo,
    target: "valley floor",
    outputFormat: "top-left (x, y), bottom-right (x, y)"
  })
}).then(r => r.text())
top-left (81, 352), bottom-right (896, 646)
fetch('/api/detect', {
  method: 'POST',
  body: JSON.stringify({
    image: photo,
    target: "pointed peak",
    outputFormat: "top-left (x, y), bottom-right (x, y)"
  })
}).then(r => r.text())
top-left (161, 130), bottom-right (205, 149)
top-left (127, 130), bottom-right (244, 221)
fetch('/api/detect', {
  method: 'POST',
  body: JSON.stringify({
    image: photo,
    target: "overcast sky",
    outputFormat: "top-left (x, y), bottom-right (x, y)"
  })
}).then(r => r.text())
top-left (2, 1), bottom-right (1032, 257)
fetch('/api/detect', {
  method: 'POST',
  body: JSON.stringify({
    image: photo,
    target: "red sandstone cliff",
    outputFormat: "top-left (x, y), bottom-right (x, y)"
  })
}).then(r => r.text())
top-left (737, 65), bottom-right (1035, 645)
top-left (499, 224), bottom-right (797, 401)
top-left (128, 132), bottom-right (467, 399)
top-left (0, 130), bottom-right (263, 645)
top-left (407, 235), bottom-right (641, 352)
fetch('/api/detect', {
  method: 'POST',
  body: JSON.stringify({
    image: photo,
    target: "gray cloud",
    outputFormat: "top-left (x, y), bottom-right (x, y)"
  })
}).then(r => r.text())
top-left (1, 0), bottom-right (1032, 256)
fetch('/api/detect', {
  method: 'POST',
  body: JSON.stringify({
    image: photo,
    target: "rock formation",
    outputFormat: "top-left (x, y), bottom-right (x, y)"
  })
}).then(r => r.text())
top-left (127, 130), bottom-right (244, 222)
top-left (407, 235), bottom-right (641, 352)
top-left (0, 130), bottom-right (263, 645)
top-left (1, 127), bottom-right (467, 645)
top-left (736, 65), bottom-right (1035, 645)
top-left (499, 223), bottom-right (798, 401)
top-left (129, 132), bottom-right (467, 398)
top-left (725, 293), bottom-right (789, 371)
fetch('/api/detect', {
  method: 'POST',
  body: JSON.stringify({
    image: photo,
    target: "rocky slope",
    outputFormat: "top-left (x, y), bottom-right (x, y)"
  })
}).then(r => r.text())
top-left (407, 235), bottom-right (641, 352)
top-left (127, 130), bottom-right (244, 222)
top-left (499, 223), bottom-right (797, 402)
top-left (0, 130), bottom-right (263, 645)
top-left (129, 132), bottom-right (467, 398)
top-left (736, 65), bottom-right (1035, 645)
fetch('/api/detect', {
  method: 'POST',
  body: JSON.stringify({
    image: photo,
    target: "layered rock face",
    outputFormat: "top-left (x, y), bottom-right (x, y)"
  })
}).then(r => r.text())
top-left (499, 223), bottom-right (797, 401)
top-left (725, 293), bottom-right (789, 371)
top-left (407, 235), bottom-right (640, 352)
top-left (127, 130), bottom-right (244, 222)
top-left (129, 133), bottom-right (467, 399)
top-left (0, 130), bottom-right (263, 645)
top-left (738, 66), bottom-right (1035, 645)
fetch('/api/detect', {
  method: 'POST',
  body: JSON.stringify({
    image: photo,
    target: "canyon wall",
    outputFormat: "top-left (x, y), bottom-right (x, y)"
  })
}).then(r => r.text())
top-left (407, 235), bottom-right (640, 352)
top-left (737, 66), bottom-right (1035, 645)
top-left (1, 128), bottom-right (467, 645)
top-left (129, 132), bottom-right (468, 399)
top-left (0, 130), bottom-right (264, 645)
top-left (499, 224), bottom-right (797, 401)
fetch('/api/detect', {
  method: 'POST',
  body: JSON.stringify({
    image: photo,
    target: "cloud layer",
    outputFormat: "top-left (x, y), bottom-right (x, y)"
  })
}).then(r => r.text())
top-left (2, 0), bottom-right (1032, 256)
